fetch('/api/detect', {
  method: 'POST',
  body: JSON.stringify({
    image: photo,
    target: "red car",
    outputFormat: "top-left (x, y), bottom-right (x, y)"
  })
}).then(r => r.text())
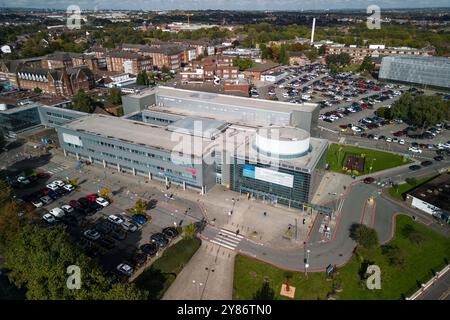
top-left (86, 194), bottom-right (98, 202)
top-left (393, 130), bottom-right (406, 137)
top-left (363, 177), bottom-right (375, 184)
top-left (69, 199), bottom-right (82, 209)
top-left (40, 188), bottom-right (51, 196)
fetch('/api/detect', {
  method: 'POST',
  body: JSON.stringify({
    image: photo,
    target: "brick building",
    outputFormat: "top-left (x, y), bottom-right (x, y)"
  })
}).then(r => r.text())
top-left (180, 55), bottom-right (239, 83)
top-left (105, 51), bottom-right (152, 75)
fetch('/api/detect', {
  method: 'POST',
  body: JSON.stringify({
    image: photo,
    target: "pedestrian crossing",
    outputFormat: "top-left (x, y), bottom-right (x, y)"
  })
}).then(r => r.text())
top-left (210, 228), bottom-right (243, 251)
top-left (45, 163), bottom-right (68, 175)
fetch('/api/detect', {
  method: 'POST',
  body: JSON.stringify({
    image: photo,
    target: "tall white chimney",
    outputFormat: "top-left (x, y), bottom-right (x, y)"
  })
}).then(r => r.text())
top-left (310, 18), bottom-right (316, 46)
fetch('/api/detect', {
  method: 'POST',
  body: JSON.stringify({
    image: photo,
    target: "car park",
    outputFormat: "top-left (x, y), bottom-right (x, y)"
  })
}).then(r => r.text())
top-left (61, 205), bottom-right (74, 214)
top-left (399, 139), bottom-right (405, 145)
top-left (83, 229), bottom-right (101, 241)
top-left (46, 183), bottom-right (59, 191)
top-left (116, 263), bottom-right (133, 277)
top-left (97, 237), bottom-right (116, 250)
top-left (31, 198), bottom-right (44, 208)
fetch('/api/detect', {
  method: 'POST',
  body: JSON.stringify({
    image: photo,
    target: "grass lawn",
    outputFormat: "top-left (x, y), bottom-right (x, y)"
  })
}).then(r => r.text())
top-left (233, 215), bottom-right (450, 300)
top-left (326, 144), bottom-right (410, 175)
top-left (388, 175), bottom-right (438, 201)
top-left (134, 237), bottom-right (201, 299)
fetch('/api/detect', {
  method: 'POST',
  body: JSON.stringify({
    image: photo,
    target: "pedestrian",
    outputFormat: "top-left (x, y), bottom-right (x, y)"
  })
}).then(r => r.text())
top-left (263, 211), bottom-right (267, 217)
top-left (236, 229), bottom-right (240, 235)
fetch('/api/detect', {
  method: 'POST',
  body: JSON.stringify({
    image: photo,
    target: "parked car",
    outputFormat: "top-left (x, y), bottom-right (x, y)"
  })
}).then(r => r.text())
top-left (61, 205), bottom-right (74, 214)
top-left (421, 160), bottom-right (433, 167)
top-left (409, 165), bottom-right (421, 171)
top-left (96, 197), bottom-right (110, 207)
top-left (31, 198), bottom-right (44, 208)
top-left (63, 184), bottom-right (75, 192)
top-left (97, 237), bottom-right (116, 250)
top-left (434, 155), bottom-right (444, 161)
top-left (83, 229), bottom-right (101, 241)
top-left (69, 199), bottom-right (82, 209)
top-left (116, 263), bottom-right (133, 277)
top-left (132, 214), bottom-right (148, 225)
top-left (40, 195), bottom-right (53, 205)
top-left (162, 227), bottom-right (179, 239)
top-left (42, 213), bottom-right (56, 224)
top-left (110, 228), bottom-right (127, 241)
top-left (52, 180), bottom-right (65, 187)
top-left (121, 220), bottom-right (138, 232)
top-left (408, 146), bottom-right (422, 153)
top-left (49, 207), bottom-right (65, 218)
top-left (140, 243), bottom-right (158, 257)
top-left (46, 183), bottom-right (59, 191)
top-left (131, 252), bottom-right (147, 267)
top-left (150, 233), bottom-right (169, 248)
top-left (107, 215), bottom-right (124, 226)
top-left (86, 194), bottom-right (98, 202)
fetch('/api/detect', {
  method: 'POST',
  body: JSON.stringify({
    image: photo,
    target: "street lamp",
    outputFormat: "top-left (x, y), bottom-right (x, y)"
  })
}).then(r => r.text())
top-left (369, 158), bottom-right (376, 173)
top-left (305, 249), bottom-right (311, 279)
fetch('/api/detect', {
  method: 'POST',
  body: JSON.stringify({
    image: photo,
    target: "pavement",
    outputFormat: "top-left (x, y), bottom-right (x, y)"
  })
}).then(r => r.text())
top-left (162, 242), bottom-right (235, 300)
top-left (416, 267), bottom-right (450, 300)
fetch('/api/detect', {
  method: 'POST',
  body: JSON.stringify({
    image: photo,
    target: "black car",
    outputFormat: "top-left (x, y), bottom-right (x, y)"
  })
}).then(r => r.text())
top-left (434, 155), bottom-right (444, 161)
top-left (95, 221), bottom-right (113, 235)
top-left (89, 201), bottom-right (102, 211)
top-left (110, 228), bottom-right (127, 241)
top-left (48, 190), bottom-right (61, 200)
top-left (97, 237), bottom-right (116, 250)
top-left (162, 227), bottom-right (179, 239)
top-left (409, 165), bottom-right (421, 171)
top-left (140, 243), bottom-right (158, 256)
top-left (150, 233), bottom-right (169, 248)
top-left (131, 252), bottom-right (147, 267)
top-left (421, 161), bottom-right (433, 167)
top-left (78, 197), bottom-right (91, 208)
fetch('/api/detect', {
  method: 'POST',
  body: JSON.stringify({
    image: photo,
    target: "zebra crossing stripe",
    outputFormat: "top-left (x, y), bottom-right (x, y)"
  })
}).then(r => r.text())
top-left (218, 228), bottom-right (244, 239)
top-left (210, 240), bottom-right (236, 251)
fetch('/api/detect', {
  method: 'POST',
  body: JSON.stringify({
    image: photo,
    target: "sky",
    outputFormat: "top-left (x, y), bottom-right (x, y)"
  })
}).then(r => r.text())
top-left (0, 0), bottom-right (449, 10)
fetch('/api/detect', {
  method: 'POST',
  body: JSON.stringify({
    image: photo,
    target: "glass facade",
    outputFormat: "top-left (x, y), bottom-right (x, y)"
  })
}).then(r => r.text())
top-left (379, 56), bottom-right (450, 89)
top-left (230, 157), bottom-right (312, 209)
top-left (0, 107), bottom-right (41, 134)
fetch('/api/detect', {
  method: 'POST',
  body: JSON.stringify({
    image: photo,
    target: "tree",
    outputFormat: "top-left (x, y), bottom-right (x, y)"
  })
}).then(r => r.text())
top-left (136, 70), bottom-right (150, 86)
top-left (326, 53), bottom-right (351, 67)
top-left (374, 106), bottom-right (392, 120)
top-left (318, 45), bottom-right (327, 55)
top-left (4, 224), bottom-right (148, 300)
top-left (203, 47), bottom-right (208, 57)
top-left (252, 279), bottom-right (275, 300)
top-left (233, 57), bottom-right (254, 71)
top-left (381, 245), bottom-right (405, 267)
top-left (304, 48), bottom-right (318, 62)
top-left (401, 224), bottom-right (425, 245)
top-left (107, 87), bottom-right (122, 105)
top-left (133, 199), bottom-right (148, 213)
top-left (161, 65), bottom-right (170, 74)
top-left (99, 187), bottom-right (111, 199)
top-left (0, 201), bottom-right (23, 246)
top-left (183, 223), bottom-right (197, 239)
top-left (71, 89), bottom-right (94, 113)
top-left (391, 94), bottom-right (449, 127)
top-left (349, 224), bottom-right (379, 249)
top-left (279, 45), bottom-right (289, 65)
top-left (405, 177), bottom-right (418, 186)
top-left (33, 87), bottom-right (43, 94)
top-left (359, 55), bottom-right (374, 73)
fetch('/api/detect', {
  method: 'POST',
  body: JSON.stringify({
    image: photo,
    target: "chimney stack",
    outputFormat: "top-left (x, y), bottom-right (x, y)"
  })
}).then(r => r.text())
top-left (310, 18), bottom-right (316, 47)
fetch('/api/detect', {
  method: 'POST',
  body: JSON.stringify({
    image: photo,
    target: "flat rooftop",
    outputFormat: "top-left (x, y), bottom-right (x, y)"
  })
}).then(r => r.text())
top-left (63, 114), bottom-right (215, 157)
top-left (128, 86), bottom-right (318, 113)
top-left (408, 174), bottom-right (450, 212)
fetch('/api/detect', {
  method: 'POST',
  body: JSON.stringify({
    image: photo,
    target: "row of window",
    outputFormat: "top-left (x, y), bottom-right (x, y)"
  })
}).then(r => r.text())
top-left (46, 111), bottom-right (74, 120)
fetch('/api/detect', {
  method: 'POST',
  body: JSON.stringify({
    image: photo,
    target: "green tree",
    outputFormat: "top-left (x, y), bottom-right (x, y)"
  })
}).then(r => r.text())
top-left (318, 45), bottom-right (327, 55)
top-left (4, 224), bottom-right (147, 300)
top-left (381, 245), bottom-right (406, 267)
top-left (350, 224), bottom-right (379, 249)
top-left (279, 45), bottom-right (289, 65)
top-left (136, 70), bottom-right (150, 86)
top-left (252, 280), bottom-right (275, 300)
top-left (359, 55), bottom-right (374, 73)
top-left (134, 199), bottom-right (148, 213)
top-left (183, 223), bottom-right (197, 239)
top-left (71, 89), bottom-right (95, 113)
top-left (33, 87), bottom-right (43, 94)
top-left (401, 224), bottom-right (425, 245)
top-left (107, 86), bottom-right (122, 105)
top-left (161, 65), bottom-right (170, 74)
top-left (233, 57), bottom-right (254, 71)
top-left (374, 106), bottom-right (392, 120)
top-left (203, 47), bottom-right (208, 57)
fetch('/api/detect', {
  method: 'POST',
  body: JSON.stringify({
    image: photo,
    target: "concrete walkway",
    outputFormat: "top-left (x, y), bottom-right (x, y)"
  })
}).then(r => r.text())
top-left (162, 242), bottom-right (235, 300)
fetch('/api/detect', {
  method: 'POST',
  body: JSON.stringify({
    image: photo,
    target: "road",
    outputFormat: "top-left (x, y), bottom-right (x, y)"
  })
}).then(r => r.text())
top-left (416, 268), bottom-right (450, 300)
top-left (199, 161), bottom-right (450, 272)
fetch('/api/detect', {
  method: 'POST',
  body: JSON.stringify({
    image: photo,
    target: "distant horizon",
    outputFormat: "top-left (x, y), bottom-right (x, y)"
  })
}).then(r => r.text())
top-left (0, 0), bottom-right (449, 11)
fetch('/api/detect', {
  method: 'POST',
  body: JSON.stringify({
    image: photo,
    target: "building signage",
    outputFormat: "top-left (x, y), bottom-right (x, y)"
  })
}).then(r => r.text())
top-left (62, 133), bottom-right (83, 147)
top-left (242, 165), bottom-right (294, 188)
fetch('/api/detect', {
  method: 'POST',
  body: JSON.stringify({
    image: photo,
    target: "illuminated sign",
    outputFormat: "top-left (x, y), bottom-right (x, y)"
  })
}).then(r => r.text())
top-left (242, 165), bottom-right (294, 188)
